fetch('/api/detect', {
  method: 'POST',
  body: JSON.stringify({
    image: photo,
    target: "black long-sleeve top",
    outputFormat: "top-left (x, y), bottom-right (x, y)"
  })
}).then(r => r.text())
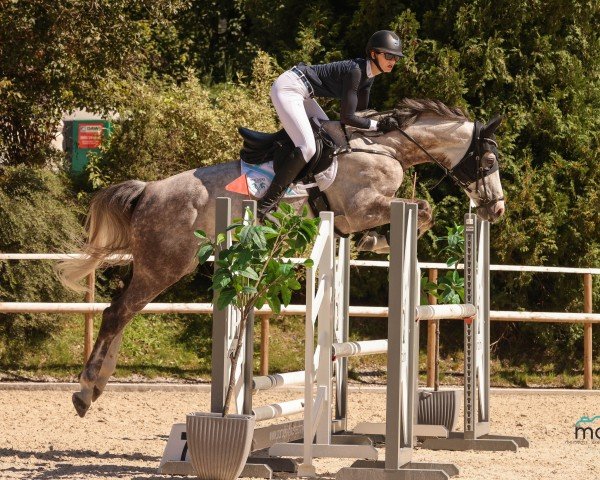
top-left (296, 59), bottom-right (374, 129)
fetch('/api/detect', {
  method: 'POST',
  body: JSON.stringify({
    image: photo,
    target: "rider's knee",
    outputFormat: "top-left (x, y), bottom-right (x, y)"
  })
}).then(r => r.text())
top-left (300, 141), bottom-right (316, 162)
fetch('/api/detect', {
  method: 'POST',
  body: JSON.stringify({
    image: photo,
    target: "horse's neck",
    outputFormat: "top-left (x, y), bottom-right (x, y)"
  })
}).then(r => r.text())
top-left (396, 119), bottom-right (473, 169)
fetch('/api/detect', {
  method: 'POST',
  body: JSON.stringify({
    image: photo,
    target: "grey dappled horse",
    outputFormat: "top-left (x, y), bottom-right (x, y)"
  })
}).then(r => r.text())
top-left (58, 99), bottom-right (505, 417)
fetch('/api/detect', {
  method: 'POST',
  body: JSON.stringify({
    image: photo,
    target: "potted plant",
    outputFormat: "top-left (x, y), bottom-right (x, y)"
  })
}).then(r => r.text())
top-left (186, 203), bottom-right (319, 480)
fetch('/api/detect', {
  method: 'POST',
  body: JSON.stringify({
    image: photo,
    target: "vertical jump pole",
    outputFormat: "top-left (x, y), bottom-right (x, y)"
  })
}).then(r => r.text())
top-left (335, 237), bottom-right (351, 430)
top-left (463, 213), bottom-right (477, 437)
top-left (426, 268), bottom-right (439, 389)
top-left (270, 212), bottom-right (377, 474)
top-left (211, 197), bottom-right (234, 413)
top-left (583, 273), bottom-right (593, 389)
top-left (211, 197), bottom-right (247, 415)
top-left (242, 200), bottom-right (257, 415)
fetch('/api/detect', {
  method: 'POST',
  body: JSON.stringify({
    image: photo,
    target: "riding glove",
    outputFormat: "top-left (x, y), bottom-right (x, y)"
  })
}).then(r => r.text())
top-left (377, 116), bottom-right (399, 133)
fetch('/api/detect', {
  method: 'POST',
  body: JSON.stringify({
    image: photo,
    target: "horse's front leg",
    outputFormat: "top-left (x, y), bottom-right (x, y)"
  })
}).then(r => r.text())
top-left (350, 197), bottom-right (433, 253)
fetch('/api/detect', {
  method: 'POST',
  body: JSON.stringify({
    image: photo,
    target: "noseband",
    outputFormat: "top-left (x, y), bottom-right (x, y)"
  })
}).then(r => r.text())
top-left (395, 120), bottom-right (505, 208)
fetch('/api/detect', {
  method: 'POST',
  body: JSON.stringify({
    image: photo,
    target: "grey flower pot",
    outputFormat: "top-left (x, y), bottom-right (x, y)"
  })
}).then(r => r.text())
top-left (417, 389), bottom-right (462, 432)
top-left (186, 412), bottom-right (256, 480)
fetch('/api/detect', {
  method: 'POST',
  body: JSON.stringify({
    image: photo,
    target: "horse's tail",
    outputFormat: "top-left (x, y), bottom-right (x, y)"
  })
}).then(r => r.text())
top-left (56, 180), bottom-right (147, 292)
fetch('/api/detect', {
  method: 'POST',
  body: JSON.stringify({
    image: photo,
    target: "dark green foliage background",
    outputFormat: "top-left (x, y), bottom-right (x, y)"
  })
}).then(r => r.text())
top-left (1, 0), bottom-right (599, 375)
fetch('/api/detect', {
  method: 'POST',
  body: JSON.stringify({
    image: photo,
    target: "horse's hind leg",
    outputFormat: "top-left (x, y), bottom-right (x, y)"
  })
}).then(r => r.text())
top-left (72, 262), bottom-right (193, 417)
top-left (91, 330), bottom-right (123, 402)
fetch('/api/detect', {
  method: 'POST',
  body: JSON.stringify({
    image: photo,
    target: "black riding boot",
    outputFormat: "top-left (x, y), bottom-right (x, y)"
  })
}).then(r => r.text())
top-left (257, 147), bottom-right (306, 221)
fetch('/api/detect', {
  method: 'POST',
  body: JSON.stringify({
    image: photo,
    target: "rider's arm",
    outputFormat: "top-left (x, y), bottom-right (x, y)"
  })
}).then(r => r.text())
top-left (340, 68), bottom-right (377, 130)
top-left (357, 84), bottom-right (371, 111)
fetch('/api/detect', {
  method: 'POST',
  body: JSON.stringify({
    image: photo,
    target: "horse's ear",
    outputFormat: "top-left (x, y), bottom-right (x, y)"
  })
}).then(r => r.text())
top-left (482, 115), bottom-right (503, 137)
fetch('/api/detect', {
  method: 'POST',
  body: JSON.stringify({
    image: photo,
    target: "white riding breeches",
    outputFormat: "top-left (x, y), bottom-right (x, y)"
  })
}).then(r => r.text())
top-left (270, 70), bottom-right (329, 162)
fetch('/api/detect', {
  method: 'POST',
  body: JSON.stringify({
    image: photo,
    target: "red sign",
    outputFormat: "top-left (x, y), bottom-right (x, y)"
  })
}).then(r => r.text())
top-left (78, 123), bottom-right (104, 149)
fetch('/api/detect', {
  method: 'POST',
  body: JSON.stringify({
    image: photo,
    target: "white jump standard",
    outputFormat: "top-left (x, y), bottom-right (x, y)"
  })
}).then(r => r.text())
top-left (347, 203), bottom-right (529, 453)
top-left (160, 199), bottom-right (305, 478)
top-left (336, 202), bottom-right (460, 480)
top-left (160, 198), bottom-right (365, 478)
top-left (268, 209), bottom-right (379, 476)
top-left (421, 211), bottom-right (529, 452)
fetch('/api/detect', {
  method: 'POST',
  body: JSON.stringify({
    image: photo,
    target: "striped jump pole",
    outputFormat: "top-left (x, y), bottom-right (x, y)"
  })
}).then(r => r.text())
top-left (421, 213), bottom-right (529, 452)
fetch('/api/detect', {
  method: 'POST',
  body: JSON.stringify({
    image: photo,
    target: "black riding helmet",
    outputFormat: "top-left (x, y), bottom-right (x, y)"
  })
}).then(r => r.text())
top-left (366, 30), bottom-right (404, 58)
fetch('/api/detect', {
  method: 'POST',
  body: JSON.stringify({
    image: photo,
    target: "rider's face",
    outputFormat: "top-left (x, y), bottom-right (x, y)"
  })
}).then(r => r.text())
top-left (373, 51), bottom-right (399, 73)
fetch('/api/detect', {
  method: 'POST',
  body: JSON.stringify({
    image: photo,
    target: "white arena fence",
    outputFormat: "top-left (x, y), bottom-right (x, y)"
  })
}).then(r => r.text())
top-left (0, 235), bottom-right (598, 389)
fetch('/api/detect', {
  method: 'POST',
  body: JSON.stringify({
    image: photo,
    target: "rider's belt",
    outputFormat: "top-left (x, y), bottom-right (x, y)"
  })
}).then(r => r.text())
top-left (291, 66), bottom-right (314, 98)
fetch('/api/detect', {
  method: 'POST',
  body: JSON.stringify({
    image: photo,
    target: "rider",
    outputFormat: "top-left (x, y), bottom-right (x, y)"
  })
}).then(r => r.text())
top-left (257, 30), bottom-right (404, 220)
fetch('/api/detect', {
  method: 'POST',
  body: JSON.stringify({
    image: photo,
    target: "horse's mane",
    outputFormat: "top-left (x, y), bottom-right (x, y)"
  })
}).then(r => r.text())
top-left (392, 98), bottom-right (471, 127)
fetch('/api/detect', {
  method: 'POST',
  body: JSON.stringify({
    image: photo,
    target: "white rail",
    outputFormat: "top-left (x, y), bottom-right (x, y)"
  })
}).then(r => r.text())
top-left (3, 253), bottom-right (598, 275)
top-left (252, 398), bottom-right (305, 421)
top-left (3, 302), bottom-right (600, 324)
top-left (252, 370), bottom-right (306, 390)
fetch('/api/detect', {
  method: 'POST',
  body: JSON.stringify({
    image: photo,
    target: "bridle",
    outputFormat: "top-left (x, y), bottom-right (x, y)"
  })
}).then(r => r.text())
top-left (338, 115), bottom-right (504, 210)
top-left (393, 120), bottom-right (504, 209)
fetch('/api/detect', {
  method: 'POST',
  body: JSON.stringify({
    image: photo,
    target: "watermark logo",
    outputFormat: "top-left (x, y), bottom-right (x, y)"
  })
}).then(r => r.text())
top-left (574, 415), bottom-right (600, 441)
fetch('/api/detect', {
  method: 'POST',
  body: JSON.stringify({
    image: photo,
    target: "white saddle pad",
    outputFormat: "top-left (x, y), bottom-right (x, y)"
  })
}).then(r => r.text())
top-left (241, 157), bottom-right (338, 199)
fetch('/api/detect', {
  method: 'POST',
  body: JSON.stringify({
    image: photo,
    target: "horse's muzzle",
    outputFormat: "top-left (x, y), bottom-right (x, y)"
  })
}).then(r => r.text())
top-left (477, 199), bottom-right (505, 223)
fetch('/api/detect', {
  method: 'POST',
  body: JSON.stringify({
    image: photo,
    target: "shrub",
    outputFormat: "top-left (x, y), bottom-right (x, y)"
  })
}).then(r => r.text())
top-left (0, 166), bottom-right (83, 362)
top-left (87, 52), bottom-right (280, 187)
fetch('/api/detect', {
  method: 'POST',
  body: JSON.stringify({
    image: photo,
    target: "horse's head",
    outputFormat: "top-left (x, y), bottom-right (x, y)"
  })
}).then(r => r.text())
top-left (388, 102), bottom-right (506, 223)
top-left (454, 116), bottom-right (505, 223)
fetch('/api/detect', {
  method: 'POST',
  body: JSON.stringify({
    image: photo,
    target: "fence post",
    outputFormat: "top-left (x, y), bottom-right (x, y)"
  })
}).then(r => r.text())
top-left (584, 273), bottom-right (593, 389)
top-left (426, 268), bottom-right (438, 388)
top-left (83, 271), bottom-right (95, 363)
top-left (260, 316), bottom-right (270, 375)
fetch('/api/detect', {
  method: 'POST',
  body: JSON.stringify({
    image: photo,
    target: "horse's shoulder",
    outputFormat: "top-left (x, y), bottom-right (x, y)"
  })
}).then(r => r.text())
top-left (348, 136), bottom-right (396, 157)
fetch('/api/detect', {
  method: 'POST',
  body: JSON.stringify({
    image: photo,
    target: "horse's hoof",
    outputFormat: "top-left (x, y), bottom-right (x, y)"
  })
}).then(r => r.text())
top-left (72, 392), bottom-right (90, 418)
top-left (356, 232), bottom-right (377, 251)
top-left (92, 386), bottom-right (102, 402)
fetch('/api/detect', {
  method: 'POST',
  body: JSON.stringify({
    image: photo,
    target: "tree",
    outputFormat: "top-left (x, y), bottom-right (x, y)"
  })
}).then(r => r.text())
top-left (196, 203), bottom-right (319, 414)
top-left (0, 0), bottom-right (184, 166)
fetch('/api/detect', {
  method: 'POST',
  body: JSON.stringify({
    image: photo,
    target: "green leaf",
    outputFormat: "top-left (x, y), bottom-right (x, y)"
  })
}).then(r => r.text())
top-left (261, 226), bottom-right (278, 235)
top-left (216, 288), bottom-right (237, 310)
top-left (266, 293), bottom-right (282, 313)
top-left (226, 222), bottom-right (244, 232)
top-left (251, 228), bottom-right (267, 250)
top-left (231, 249), bottom-right (253, 270)
top-left (216, 259), bottom-right (229, 268)
top-left (214, 274), bottom-right (232, 289)
top-left (240, 267), bottom-right (259, 280)
top-left (279, 262), bottom-right (293, 275)
top-left (197, 243), bottom-right (214, 264)
top-left (255, 296), bottom-right (267, 309)
top-left (238, 225), bottom-right (252, 244)
top-left (281, 285), bottom-right (292, 305)
top-left (278, 202), bottom-right (294, 214)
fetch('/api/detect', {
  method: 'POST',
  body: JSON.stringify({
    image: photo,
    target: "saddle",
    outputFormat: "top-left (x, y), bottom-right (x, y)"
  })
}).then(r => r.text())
top-left (238, 119), bottom-right (347, 182)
